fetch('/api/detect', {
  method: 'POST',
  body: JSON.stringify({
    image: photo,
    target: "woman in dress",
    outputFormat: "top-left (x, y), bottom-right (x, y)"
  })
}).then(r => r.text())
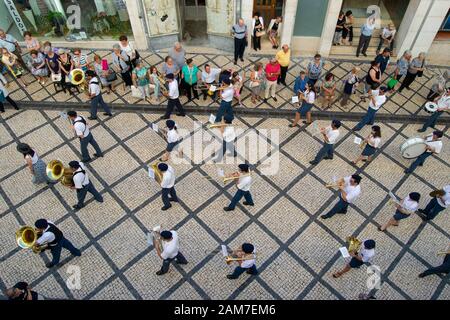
top-left (249, 62), bottom-right (265, 103)
top-left (23, 31), bottom-right (41, 54)
top-left (340, 67), bottom-right (360, 107)
top-left (72, 48), bottom-right (89, 72)
top-left (353, 125), bottom-right (381, 165)
top-left (251, 12), bottom-right (264, 51)
top-left (1, 48), bottom-right (28, 87)
top-left (44, 46), bottom-right (60, 78)
top-left (333, 11), bottom-right (346, 45)
top-left (28, 49), bottom-right (48, 85)
top-left (149, 65), bottom-right (161, 102)
top-left (93, 54), bottom-right (115, 94)
top-left (132, 59), bottom-right (151, 101)
top-left (57, 48), bottom-right (74, 90)
top-left (342, 10), bottom-right (354, 45)
top-left (321, 72), bottom-right (336, 109)
top-left (112, 44), bottom-right (133, 90)
top-left (378, 193), bottom-right (421, 232)
top-left (268, 17), bottom-right (282, 49)
top-left (16, 143), bottom-right (50, 185)
top-left (306, 54), bottom-right (324, 86)
top-left (289, 82), bottom-right (317, 127)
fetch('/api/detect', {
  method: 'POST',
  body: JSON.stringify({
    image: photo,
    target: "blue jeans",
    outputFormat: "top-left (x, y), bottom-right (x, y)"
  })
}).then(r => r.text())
top-left (162, 187), bottom-right (178, 207)
top-left (49, 237), bottom-right (81, 265)
top-left (76, 182), bottom-right (103, 207)
top-left (227, 189), bottom-right (254, 210)
top-left (421, 111), bottom-right (442, 131)
top-left (313, 143), bottom-right (334, 163)
top-left (354, 107), bottom-right (377, 130)
top-left (323, 196), bottom-right (349, 218)
top-left (90, 94), bottom-right (112, 118)
top-left (159, 251), bottom-right (188, 274)
top-left (80, 133), bottom-right (102, 161)
top-left (230, 265), bottom-right (258, 278)
top-left (422, 197), bottom-right (445, 220)
top-left (215, 100), bottom-right (233, 123)
top-left (406, 152), bottom-right (432, 173)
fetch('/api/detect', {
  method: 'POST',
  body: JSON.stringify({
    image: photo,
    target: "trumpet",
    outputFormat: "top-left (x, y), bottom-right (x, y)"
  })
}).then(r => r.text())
top-left (347, 236), bottom-right (362, 253)
top-left (325, 181), bottom-right (344, 189)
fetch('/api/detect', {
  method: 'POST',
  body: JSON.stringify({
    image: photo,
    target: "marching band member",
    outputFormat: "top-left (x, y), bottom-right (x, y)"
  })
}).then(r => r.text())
top-left (417, 87), bottom-right (450, 133)
top-left (69, 161), bottom-right (103, 210)
top-left (352, 87), bottom-right (387, 131)
top-left (352, 125), bottom-right (381, 165)
top-left (417, 185), bottom-right (450, 221)
top-left (215, 77), bottom-right (234, 123)
top-left (160, 120), bottom-right (182, 162)
top-left (5, 282), bottom-right (41, 300)
top-left (289, 82), bottom-right (316, 127)
top-left (214, 114), bottom-right (237, 162)
top-left (309, 119), bottom-right (341, 165)
top-left (224, 164), bottom-right (254, 212)
top-left (85, 70), bottom-right (113, 120)
top-left (158, 163), bottom-right (179, 211)
top-left (67, 111), bottom-right (104, 163)
top-left (419, 252), bottom-right (450, 278)
top-left (201, 64), bottom-right (221, 100)
top-left (34, 218), bottom-right (81, 268)
top-left (155, 230), bottom-right (188, 275)
top-left (332, 239), bottom-right (376, 278)
top-left (404, 130), bottom-right (443, 174)
top-left (227, 243), bottom-right (258, 279)
top-left (321, 174), bottom-right (362, 219)
top-left (162, 73), bottom-right (186, 119)
top-left (378, 192), bottom-right (420, 232)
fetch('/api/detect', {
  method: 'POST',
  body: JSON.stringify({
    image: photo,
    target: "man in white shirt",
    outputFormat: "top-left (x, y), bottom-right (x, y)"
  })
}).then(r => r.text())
top-left (85, 70), bottom-right (112, 120)
top-left (353, 87), bottom-right (387, 131)
top-left (34, 218), bottom-right (81, 268)
top-left (310, 119), bottom-right (341, 165)
top-left (379, 192), bottom-right (421, 231)
top-left (321, 174), bottom-right (362, 219)
top-left (201, 64), bottom-right (221, 100)
top-left (418, 185), bottom-right (450, 221)
top-left (155, 230), bottom-right (188, 275)
top-left (333, 239), bottom-right (376, 278)
top-left (163, 73), bottom-right (186, 119)
top-left (214, 114), bottom-right (237, 162)
top-left (67, 110), bottom-right (104, 163)
top-left (405, 130), bottom-right (443, 174)
top-left (376, 23), bottom-right (396, 54)
top-left (227, 243), bottom-right (258, 279)
top-left (224, 164), bottom-right (254, 211)
top-left (69, 161), bottom-right (103, 210)
top-left (158, 163), bottom-right (179, 211)
top-left (215, 78), bottom-right (234, 123)
top-left (418, 88), bottom-right (450, 132)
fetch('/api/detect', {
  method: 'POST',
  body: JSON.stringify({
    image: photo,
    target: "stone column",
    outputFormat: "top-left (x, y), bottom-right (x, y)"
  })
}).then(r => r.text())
top-left (126, 0), bottom-right (148, 50)
top-left (280, 0), bottom-right (298, 47)
top-left (241, 0), bottom-right (254, 47)
top-left (318, 0), bottom-right (343, 56)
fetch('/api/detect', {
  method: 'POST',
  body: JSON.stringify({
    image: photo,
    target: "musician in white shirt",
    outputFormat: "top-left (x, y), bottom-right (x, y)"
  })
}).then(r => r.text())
top-left (214, 114), bottom-right (237, 162)
top-left (163, 73), bottom-right (186, 119)
top-left (353, 87), bottom-right (387, 131)
top-left (333, 239), bottom-right (376, 278)
top-left (379, 192), bottom-right (421, 232)
top-left (310, 119), bottom-right (341, 165)
top-left (224, 164), bottom-right (254, 211)
top-left (201, 64), bottom-right (221, 100)
top-left (227, 243), bottom-right (258, 279)
top-left (69, 161), bottom-right (103, 210)
top-left (85, 70), bottom-right (112, 120)
top-left (418, 185), bottom-right (450, 221)
top-left (405, 130), bottom-right (443, 174)
top-left (214, 78), bottom-right (234, 123)
top-left (353, 125), bottom-right (382, 165)
top-left (321, 174), bottom-right (362, 219)
top-left (155, 230), bottom-right (188, 275)
top-left (418, 88), bottom-right (450, 132)
top-left (158, 163), bottom-right (179, 211)
top-left (160, 120), bottom-right (182, 162)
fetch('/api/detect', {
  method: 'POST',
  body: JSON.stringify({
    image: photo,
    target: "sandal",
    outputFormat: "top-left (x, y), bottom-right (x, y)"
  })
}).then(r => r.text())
top-left (289, 123), bottom-right (297, 128)
top-left (377, 226), bottom-right (385, 232)
top-left (332, 272), bottom-right (341, 278)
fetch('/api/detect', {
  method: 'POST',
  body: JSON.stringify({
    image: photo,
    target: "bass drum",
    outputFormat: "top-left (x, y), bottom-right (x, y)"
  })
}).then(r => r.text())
top-left (424, 102), bottom-right (438, 114)
top-left (400, 137), bottom-right (427, 159)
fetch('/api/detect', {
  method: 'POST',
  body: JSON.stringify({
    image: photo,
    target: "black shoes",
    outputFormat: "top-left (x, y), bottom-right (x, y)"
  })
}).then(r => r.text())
top-left (224, 207), bottom-right (234, 212)
top-left (234, 60), bottom-right (237, 65)
top-left (46, 262), bottom-right (56, 268)
top-left (81, 158), bottom-right (92, 163)
top-left (227, 275), bottom-right (238, 279)
top-left (418, 273), bottom-right (426, 278)
top-left (93, 153), bottom-right (104, 158)
top-left (309, 161), bottom-right (319, 165)
top-left (161, 205), bottom-right (172, 211)
top-left (156, 270), bottom-right (165, 276)
top-left (72, 204), bottom-right (83, 210)
top-left (273, 97), bottom-right (278, 102)
top-left (320, 214), bottom-right (330, 219)
top-left (240, 58), bottom-right (244, 62)
top-left (243, 201), bottom-right (254, 206)
top-left (169, 198), bottom-right (179, 202)
top-left (323, 156), bottom-right (334, 160)
top-left (87, 116), bottom-right (98, 120)
top-left (176, 113), bottom-right (186, 117)
top-left (417, 128), bottom-right (426, 133)
top-left (103, 112), bottom-right (113, 116)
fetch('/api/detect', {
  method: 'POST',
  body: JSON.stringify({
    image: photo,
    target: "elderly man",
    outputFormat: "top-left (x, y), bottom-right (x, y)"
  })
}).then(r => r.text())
top-left (0, 29), bottom-right (28, 71)
top-left (276, 44), bottom-right (290, 86)
top-left (232, 18), bottom-right (248, 65)
top-left (168, 42), bottom-right (186, 70)
top-left (264, 57), bottom-right (281, 102)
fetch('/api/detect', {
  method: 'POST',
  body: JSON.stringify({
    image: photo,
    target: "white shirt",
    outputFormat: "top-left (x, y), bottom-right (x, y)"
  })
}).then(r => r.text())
top-left (73, 162), bottom-right (89, 189)
top-left (305, 90), bottom-right (315, 104)
top-left (360, 246), bottom-right (375, 263)
top-left (437, 94), bottom-right (450, 110)
top-left (167, 129), bottom-right (179, 143)
top-left (369, 90), bottom-right (386, 110)
top-left (325, 127), bottom-right (340, 145)
top-left (342, 176), bottom-right (361, 204)
top-left (89, 77), bottom-right (101, 96)
top-left (119, 41), bottom-right (135, 58)
top-left (202, 68), bottom-right (221, 83)
top-left (381, 27), bottom-right (396, 39)
top-left (161, 230), bottom-right (180, 260)
top-left (223, 126), bottom-right (236, 142)
top-left (425, 135), bottom-right (443, 154)
top-left (368, 136), bottom-right (381, 148)
top-left (73, 116), bottom-right (90, 137)
top-left (161, 165), bottom-right (176, 188)
top-left (237, 174), bottom-right (252, 192)
top-left (36, 220), bottom-right (56, 245)
top-left (168, 80), bottom-right (179, 99)
top-left (240, 249), bottom-right (256, 268)
top-left (401, 196), bottom-right (419, 212)
top-left (437, 185), bottom-right (450, 208)
top-left (221, 86), bottom-right (234, 102)
top-left (25, 152), bottom-right (39, 165)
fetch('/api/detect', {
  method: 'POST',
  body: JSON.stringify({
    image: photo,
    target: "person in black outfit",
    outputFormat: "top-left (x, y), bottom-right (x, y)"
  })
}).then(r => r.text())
top-left (5, 282), bottom-right (39, 300)
top-left (0, 77), bottom-right (19, 113)
top-left (232, 19), bottom-right (248, 64)
top-left (419, 253), bottom-right (450, 278)
top-left (252, 12), bottom-right (263, 51)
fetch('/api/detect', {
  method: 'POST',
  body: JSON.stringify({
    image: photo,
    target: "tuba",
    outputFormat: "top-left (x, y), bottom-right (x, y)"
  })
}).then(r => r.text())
top-left (347, 236), bottom-right (362, 253)
top-left (149, 162), bottom-right (164, 184)
top-left (15, 226), bottom-right (45, 254)
top-left (69, 68), bottom-right (87, 91)
top-left (46, 160), bottom-right (74, 187)
top-left (430, 189), bottom-right (445, 197)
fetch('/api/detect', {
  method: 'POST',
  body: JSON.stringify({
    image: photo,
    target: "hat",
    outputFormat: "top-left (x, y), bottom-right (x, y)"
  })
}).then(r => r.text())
top-left (16, 143), bottom-right (32, 154)
top-left (379, 86), bottom-right (388, 92)
top-left (242, 243), bottom-right (254, 254)
top-left (409, 192), bottom-right (421, 202)
top-left (160, 231), bottom-right (172, 240)
top-left (166, 73), bottom-right (174, 80)
top-left (238, 164), bottom-right (249, 172)
top-left (166, 120), bottom-right (176, 129)
top-left (364, 239), bottom-right (376, 250)
top-left (68, 161), bottom-right (81, 169)
top-left (35, 219), bottom-right (48, 229)
top-left (158, 163), bottom-right (168, 172)
top-left (222, 77), bottom-right (231, 85)
top-left (57, 48), bottom-right (66, 55)
top-left (85, 70), bottom-right (96, 77)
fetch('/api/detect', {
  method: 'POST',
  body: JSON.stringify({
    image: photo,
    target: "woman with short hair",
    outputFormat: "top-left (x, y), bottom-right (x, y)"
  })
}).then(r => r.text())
top-left (398, 52), bottom-right (426, 93)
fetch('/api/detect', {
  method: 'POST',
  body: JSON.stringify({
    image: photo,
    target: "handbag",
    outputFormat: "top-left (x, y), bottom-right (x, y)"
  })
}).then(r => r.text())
top-left (105, 71), bottom-right (117, 82)
top-left (386, 77), bottom-right (398, 90)
top-left (51, 73), bottom-right (62, 82)
top-left (131, 85), bottom-right (142, 98)
top-left (417, 60), bottom-right (425, 77)
top-left (256, 30), bottom-right (266, 37)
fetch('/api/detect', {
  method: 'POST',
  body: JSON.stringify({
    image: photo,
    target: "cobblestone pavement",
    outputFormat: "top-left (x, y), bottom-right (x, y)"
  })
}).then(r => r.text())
top-left (4, 49), bottom-right (450, 120)
top-left (0, 108), bottom-right (449, 300)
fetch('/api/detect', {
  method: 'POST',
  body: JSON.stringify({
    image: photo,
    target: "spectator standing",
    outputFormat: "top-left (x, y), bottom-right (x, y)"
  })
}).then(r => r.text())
top-left (275, 44), bottom-right (290, 86)
top-left (232, 18), bottom-right (248, 65)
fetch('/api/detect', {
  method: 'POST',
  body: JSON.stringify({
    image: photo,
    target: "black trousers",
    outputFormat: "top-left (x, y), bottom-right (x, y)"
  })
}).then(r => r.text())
top-left (0, 95), bottom-right (19, 112)
top-left (234, 38), bottom-right (246, 62)
top-left (399, 72), bottom-right (417, 91)
top-left (121, 70), bottom-right (133, 87)
top-left (278, 66), bottom-right (289, 84)
top-left (201, 82), bottom-right (217, 100)
top-left (342, 26), bottom-right (353, 42)
top-left (252, 35), bottom-right (261, 50)
top-left (164, 98), bottom-right (186, 118)
top-left (184, 82), bottom-right (199, 100)
top-left (356, 34), bottom-right (371, 56)
top-left (162, 187), bottom-right (178, 207)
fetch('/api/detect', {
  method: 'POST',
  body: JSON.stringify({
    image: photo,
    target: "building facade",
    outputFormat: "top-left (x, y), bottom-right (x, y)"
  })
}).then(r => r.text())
top-left (2, 0), bottom-right (450, 64)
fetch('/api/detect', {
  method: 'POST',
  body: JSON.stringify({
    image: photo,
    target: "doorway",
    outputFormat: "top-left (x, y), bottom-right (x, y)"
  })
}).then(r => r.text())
top-left (179, 0), bottom-right (208, 46)
top-left (253, 0), bottom-right (284, 51)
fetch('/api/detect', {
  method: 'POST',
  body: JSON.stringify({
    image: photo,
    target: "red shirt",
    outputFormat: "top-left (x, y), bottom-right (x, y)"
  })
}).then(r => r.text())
top-left (265, 63), bottom-right (281, 81)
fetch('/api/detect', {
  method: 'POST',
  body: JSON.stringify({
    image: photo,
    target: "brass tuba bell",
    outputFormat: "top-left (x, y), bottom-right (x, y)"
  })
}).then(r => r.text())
top-left (46, 160), bottom-right (74, 187)
top-left (69, 68), bottom-right (87, 91)
top-left (16, 226), bottom-right (38, 249)
top-left (347, 236), bottom-right (362, 253)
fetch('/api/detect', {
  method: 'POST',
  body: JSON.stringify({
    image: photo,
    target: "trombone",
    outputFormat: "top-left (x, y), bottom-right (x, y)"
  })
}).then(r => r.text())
top-left (193, 82), bottom-right (218, 91)
top-left (225, 249), bottom-right (257, 265)
top-left (203, 172), bottom-right (252, 185)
